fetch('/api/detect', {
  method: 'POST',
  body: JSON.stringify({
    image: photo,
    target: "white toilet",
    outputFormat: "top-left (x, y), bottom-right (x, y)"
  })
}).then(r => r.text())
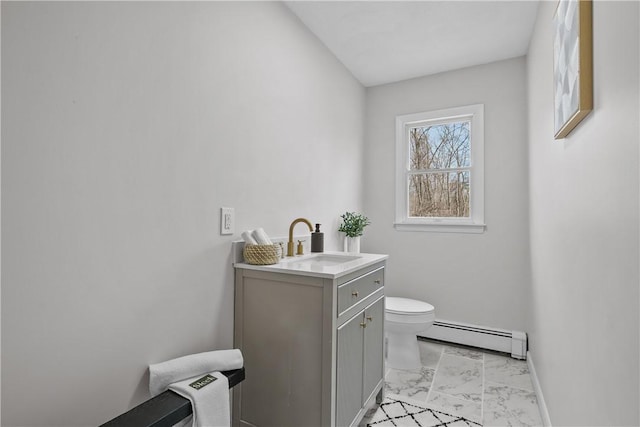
top-left (385, 297), bottom-right (435, 370)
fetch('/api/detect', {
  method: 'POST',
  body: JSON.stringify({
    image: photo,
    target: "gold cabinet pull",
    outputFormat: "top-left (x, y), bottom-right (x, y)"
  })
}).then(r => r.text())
top-left (366, 316), bottom-right (373, 322)
top-left (360, 322), bottom-right (367, 328)
top-left (352, 291), bottom-right (359, 297)
top-left (374, 280), bottom-right (381, 284)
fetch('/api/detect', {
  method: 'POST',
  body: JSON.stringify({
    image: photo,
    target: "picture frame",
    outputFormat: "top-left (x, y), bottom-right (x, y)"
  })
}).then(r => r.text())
top-left (553, 0), bottom-right (593, 139)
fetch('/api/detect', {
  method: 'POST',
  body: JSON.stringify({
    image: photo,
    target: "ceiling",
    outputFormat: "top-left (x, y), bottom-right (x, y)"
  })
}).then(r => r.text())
top-left (285, 1), bottom-right (540, 87)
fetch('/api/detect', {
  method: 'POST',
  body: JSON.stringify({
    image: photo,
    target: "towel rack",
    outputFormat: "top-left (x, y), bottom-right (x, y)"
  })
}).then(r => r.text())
top-left (99, 368), bottom-right (245, 427)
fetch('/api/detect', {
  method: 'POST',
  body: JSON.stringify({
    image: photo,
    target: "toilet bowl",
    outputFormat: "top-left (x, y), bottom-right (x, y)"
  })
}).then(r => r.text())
top-left (385, 297), bottom-right (435, 370)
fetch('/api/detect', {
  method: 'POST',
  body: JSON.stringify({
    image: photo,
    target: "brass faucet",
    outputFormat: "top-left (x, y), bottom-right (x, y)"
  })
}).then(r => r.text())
top-left (287, 218), bottom-right (314, 256)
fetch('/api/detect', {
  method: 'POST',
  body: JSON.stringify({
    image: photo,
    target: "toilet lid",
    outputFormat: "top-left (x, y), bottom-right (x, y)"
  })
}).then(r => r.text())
top-left (386, 297), bottom-right (434, 315)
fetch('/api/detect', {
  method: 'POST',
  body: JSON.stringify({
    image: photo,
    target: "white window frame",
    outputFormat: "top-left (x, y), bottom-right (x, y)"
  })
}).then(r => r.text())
top-left (394, 104), bottom-right (485, 233)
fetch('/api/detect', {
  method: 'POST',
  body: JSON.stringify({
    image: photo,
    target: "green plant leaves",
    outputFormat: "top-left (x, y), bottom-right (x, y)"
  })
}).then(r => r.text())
top-left (338, 211), bottom-right (371, 237)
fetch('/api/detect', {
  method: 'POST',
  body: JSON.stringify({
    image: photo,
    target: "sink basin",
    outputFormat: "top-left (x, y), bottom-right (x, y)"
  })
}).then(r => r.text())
top-left (297, 254), bottom-right (361, 266)
top-left (285, 254), bottom-right (362, 269)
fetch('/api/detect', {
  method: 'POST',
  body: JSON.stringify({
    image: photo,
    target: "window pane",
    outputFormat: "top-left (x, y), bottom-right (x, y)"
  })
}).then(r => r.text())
top-left (409, 121), bottom-right (470, 170)
top-left (409, 172), bottom-right (470, 218)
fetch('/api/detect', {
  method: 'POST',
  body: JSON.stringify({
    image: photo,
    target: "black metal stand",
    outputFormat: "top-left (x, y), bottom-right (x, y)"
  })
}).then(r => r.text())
top-left (99, 368), bottom-right (245, 427)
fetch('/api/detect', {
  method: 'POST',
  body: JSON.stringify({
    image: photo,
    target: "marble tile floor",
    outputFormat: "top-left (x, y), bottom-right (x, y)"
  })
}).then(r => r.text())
top-left (361, 339), bottom-right (543, 426)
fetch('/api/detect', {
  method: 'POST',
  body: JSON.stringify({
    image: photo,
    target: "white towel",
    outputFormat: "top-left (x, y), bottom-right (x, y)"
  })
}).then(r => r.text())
top-left (251, 228), bottom-right (272, 245)
top-left (149, 349), bottom-right (243, 397)
top-left (168, 371), bottom-right (230, 427)
top-left (241, 230), bottom-right (258, 245)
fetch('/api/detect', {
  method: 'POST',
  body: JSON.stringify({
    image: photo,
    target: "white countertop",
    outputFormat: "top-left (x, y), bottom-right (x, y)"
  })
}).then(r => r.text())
top-left (233, 251), bottom-right (388, 279)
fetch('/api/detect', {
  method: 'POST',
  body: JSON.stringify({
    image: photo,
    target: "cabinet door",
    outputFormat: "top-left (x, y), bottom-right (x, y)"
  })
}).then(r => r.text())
top-left (362, 297), bottom-right (385, 405)
top-left (336, 312), bottom-right (364, 427)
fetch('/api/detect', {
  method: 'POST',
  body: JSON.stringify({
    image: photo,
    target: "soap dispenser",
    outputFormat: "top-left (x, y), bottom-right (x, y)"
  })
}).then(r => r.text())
top-left (311, 224), bottom-right (324, 253)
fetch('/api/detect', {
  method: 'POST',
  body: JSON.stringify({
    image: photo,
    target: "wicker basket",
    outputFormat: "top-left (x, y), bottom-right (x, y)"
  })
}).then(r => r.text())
top-left (243, 244), bottom-right (281, 265)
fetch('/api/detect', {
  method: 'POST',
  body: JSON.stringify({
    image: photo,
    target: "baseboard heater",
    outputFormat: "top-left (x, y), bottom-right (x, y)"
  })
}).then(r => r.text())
top-left (420, 319), bottom-right (527, 359)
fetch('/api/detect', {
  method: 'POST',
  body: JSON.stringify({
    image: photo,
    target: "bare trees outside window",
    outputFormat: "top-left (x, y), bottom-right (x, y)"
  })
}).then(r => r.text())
top-left (408, 122), bottom-right (471, 218)
top-left (395, 104), bottom-right (484, 233)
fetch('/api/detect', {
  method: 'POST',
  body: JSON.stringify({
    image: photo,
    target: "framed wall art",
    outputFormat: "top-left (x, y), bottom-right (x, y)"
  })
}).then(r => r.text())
top-left (553, 0), bottom-right (593, 139)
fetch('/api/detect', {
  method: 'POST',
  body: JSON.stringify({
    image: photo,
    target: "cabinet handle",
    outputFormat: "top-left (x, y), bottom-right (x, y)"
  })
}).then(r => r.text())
top-left (366, 316), bottom-right (373, 322)
top-left (374, 280), bottom-right (381, 284)
top-left (352, 291), bottom-right (359, 298)
top-left (360, 322), bottom-right (367, 328)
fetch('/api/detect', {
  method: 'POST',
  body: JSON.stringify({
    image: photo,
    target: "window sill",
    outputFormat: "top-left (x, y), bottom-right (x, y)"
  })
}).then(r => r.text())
top-left (393, 221), bottom-right (486, 234)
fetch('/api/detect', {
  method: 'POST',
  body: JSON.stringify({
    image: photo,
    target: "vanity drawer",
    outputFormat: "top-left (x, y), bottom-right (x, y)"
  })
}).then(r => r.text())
top-left (337, 268), bottom-right (384, 316)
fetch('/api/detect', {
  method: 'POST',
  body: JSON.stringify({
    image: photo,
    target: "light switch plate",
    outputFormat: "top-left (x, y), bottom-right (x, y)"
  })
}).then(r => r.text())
top-left (220, 207), bottom-right (234, 235)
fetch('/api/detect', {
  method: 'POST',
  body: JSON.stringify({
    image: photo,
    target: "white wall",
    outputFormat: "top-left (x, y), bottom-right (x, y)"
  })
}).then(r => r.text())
top-left (363, 58), bottom-right (530, 331)
top-left (1, 2), bottom-right (364, 426)
top-left (527, 1), bottom-right (639, 425)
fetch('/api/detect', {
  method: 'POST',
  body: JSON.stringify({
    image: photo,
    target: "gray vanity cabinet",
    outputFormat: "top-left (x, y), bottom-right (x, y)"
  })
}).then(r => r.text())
top-left (233, 260), bottom-right (386, 427)
top-left (363, 298), bottom-right (385, 403)
top-left (336, 296), bottom-right (384, 427)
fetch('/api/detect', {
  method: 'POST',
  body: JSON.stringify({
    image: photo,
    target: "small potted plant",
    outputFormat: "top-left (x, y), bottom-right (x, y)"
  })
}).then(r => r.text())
top-left (338, 211), bottom-right (370, 253)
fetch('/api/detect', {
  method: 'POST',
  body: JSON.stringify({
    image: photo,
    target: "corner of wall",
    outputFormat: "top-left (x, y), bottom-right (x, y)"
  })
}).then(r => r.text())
top-left (526, 352), bottom-right (552, 427)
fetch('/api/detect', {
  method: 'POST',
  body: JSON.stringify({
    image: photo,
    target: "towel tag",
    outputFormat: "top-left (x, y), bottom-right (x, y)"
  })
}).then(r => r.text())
top-left (189, 374), bottom-right (217, 390)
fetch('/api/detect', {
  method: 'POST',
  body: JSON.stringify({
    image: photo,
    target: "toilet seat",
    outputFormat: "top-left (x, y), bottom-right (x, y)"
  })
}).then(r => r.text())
top-left (385, 297), bottom-right (435, 324)
top-left (386, 297), bottom-right (434, 315)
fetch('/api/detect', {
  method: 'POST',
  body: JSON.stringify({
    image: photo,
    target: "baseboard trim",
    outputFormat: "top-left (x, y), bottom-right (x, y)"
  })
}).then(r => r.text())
top-left (527, 351), bottom-right (552, 427)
